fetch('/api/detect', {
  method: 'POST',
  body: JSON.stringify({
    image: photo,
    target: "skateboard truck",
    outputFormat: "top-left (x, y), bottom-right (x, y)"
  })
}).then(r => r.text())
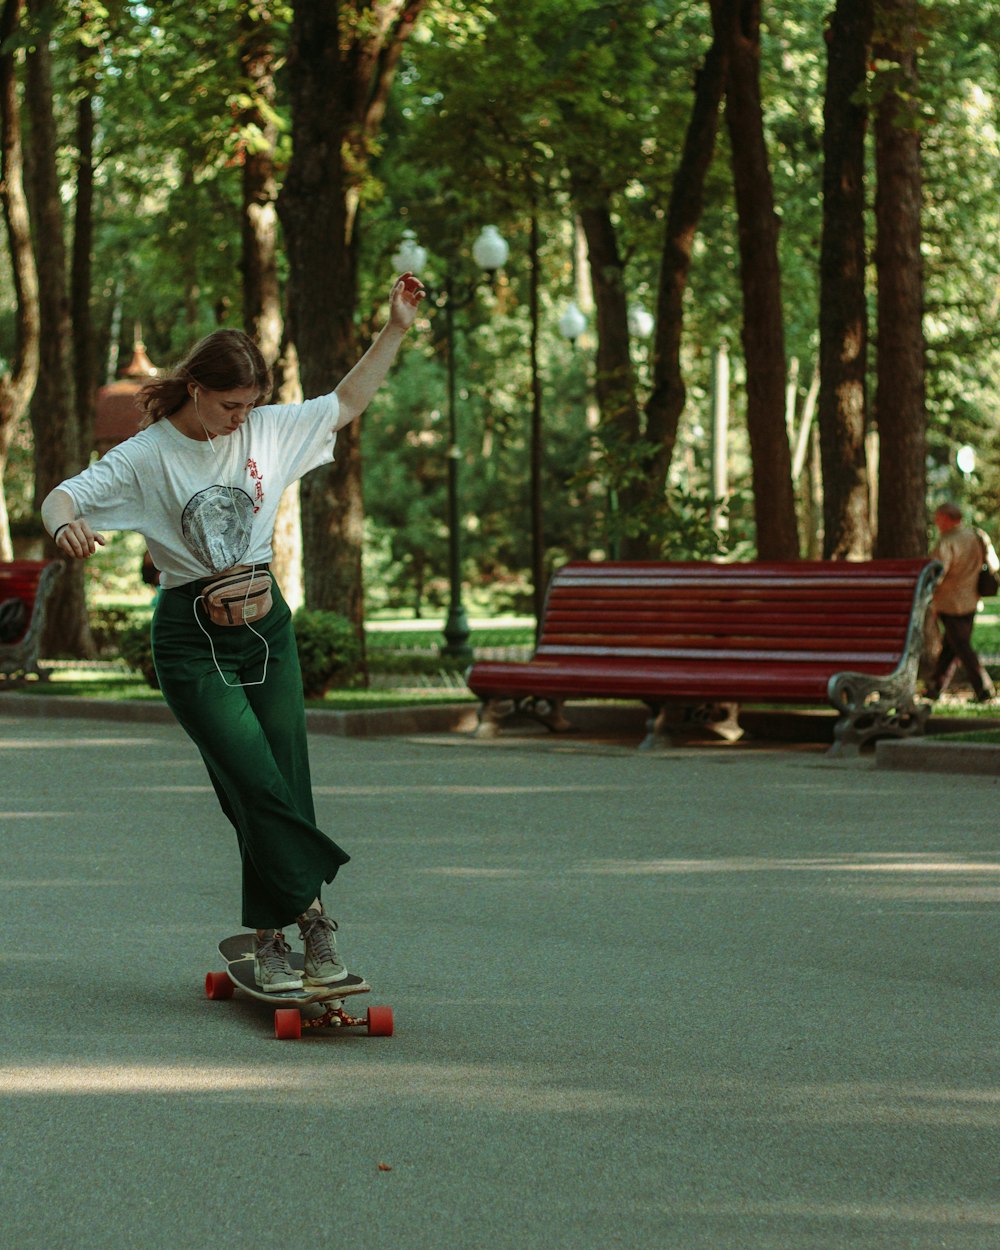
top-left (272, 1001), bottom-right (395, 1041)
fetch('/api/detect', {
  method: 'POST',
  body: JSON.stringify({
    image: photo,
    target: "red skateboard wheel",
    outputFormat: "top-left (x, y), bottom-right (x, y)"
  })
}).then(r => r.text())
top-left (274, 1008), bottom-right (302, 1040)
top-left (205, 971), bottom-right (234, 1000)
top-left (367, 1006), bottom-right (394, 1037)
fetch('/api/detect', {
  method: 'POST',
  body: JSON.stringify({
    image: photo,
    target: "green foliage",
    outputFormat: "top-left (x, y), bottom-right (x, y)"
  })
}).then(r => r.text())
top-left (571, 430), bottom-right (749, 560)
top-left (361, 349), bottom-right (450, 616)
top-left (2, 421), bottom-right (36, 530)
top-left (920, 3), bottom-right (1000, 523)
top-left (84, 530), bottom-right (153, 602)
top-left (292, 608), bottom-right (363, 698)
top-left (89, 604), bottom-right (148, 658)
top-left (4, 0), bottom-right (1000, 615)
top-left (118, 623), bottom-right (160, 689)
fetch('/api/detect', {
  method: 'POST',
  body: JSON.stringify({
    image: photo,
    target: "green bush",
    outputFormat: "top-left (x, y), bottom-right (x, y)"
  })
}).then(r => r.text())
top-left (90, 604), bottom-right (152, 658)
top-left (118, 608), bottom-right (399, 696)
top-left (293, 608), bottom-right (362, 697)
top-left (118, 623), bottom-right (159, 689)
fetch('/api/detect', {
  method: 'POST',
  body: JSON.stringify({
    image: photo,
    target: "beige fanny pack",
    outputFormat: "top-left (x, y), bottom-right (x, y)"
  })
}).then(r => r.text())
top-left (199, 566), bottom-right (273, 627)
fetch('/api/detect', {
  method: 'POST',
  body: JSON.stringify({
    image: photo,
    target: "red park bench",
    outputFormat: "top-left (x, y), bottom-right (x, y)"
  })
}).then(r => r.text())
top-left (466, 559), bottom-right (943, 757)
top-left (0, 559), bottom-right (64, 682)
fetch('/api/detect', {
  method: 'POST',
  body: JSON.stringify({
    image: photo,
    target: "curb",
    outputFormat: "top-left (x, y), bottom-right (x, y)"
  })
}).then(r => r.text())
top-left (306, 703), bottom-right (479, 738)
top-left (5, 691), bottom-right (1000, 764)
top-left (0, 690), bottom-right (478, 738)
top-left (0, 691), bottom-right (177, 725)
top-left (875, 737), bottom-right (1000, 776)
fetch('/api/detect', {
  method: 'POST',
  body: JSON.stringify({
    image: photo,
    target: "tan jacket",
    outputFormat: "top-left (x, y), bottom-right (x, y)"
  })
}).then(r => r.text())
top-left (932, 525), bottom-right (998, 615)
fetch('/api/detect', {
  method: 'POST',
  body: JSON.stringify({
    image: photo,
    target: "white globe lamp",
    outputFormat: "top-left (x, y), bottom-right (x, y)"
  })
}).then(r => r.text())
top-left (559, 302), bottom-right (587, 343)
top-left (392, 229), bottom-right (428, 276)
top-left (628, 303), bottom-right (654, 339)
top-left (471, 225), bottom-right (509, 274)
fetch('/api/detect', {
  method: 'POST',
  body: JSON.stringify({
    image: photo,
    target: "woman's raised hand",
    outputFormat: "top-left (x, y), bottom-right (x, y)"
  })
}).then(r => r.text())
top-left (389, 272), bottom-right (426, 330)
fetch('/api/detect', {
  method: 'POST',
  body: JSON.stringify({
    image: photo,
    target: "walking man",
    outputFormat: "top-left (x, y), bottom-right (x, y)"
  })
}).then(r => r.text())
top-left (926, 502), bottom-right (997, 703)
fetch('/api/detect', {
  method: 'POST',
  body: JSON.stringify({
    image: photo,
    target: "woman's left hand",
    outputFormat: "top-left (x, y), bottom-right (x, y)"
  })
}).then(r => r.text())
top-left (389, 272), bottom-right (425, 330)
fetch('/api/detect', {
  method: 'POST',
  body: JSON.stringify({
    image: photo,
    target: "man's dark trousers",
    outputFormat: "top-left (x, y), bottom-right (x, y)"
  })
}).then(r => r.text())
top-left (930, 611), bottom-right (993, 700)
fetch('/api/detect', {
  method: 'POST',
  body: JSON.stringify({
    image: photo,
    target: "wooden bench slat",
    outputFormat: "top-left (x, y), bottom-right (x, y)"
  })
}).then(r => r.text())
top-left (545, 599), bottom-right (913, 613)
top-left (468, 657), bottom-right (899, 701)
top-left (548, 589), bottom-right (916, 607)
top-left (538, 639), bottom-right (903, 656)
top-left (542, 635), bottom-right (908, 651)
top-left (555, 560), bottom-right (927, 583)
top-left (535, 644), bottom-right (901, 662)
top-left (1, 577), bottom-right (45, 601)
top-left (542, 597), bottom-right (910, 612)
top-left (542, 622), bottom-right (910, 640)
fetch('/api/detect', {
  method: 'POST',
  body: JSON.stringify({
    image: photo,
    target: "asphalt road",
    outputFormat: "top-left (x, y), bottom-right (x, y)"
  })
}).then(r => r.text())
top-left (1, 711), bottom-right (999, 1250)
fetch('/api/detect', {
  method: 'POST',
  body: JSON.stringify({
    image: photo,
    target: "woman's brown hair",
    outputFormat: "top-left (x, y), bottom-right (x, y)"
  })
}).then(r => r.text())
top-left (135, 330), bottom-right (272, 428)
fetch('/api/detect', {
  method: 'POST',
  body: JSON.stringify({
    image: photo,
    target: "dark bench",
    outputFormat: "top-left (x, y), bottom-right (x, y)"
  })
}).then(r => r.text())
top-left (0, 559), bottom-right (64, 681)
top-left (467, 559), bottom-right (943, 756)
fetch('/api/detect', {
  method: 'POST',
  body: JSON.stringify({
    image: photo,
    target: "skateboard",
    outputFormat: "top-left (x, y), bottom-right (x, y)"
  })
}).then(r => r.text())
top-left (205, 934), bottom-right (394, 1041)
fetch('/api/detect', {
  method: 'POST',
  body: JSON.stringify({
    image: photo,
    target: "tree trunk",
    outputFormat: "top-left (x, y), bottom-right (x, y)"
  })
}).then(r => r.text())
top-left (0, 0), bottom-right (40, 562)
top-left (873, 0), bottom-right (926, 558)
top-left (239, 2), bottom-right (283, 365)
top-left (237, 2), bottom-right (302, 606)
top-left (25, 0), bottom-right (93, 656)
top-left (279, 1), bottom-right (360, 625)
top-left (645, 17), bottom-right (729, 488)
top-left (72, 24), bottom-right (96, 461)
top-left (271, 337), bottom-right (305, 609)
top-left (527, 210), bottom-right (544, 633)
top-left (818, 0), bottom-right (873, 559)
top-left (25, 0), bottom-right (77, 498)
top-left (278, 0), bottom-right (425, 637)
top-left (574, 193), bottom-right (645, 557)
top-left (576, 199), bottom-right (638, 447)
top-left (717, 0), bottom-right (799, 559)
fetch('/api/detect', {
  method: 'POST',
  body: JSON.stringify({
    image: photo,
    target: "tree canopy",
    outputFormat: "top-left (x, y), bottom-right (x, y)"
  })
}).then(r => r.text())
top-left (1, 0), bottom-right (998, 637)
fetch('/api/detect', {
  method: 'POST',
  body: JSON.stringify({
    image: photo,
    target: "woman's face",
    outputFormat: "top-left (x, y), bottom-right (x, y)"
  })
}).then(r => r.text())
top-left (191, 385), bottom-right (259, 439)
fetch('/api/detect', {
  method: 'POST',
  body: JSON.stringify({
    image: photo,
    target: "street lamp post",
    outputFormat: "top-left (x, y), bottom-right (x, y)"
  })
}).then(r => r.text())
top-left (440, 272), bottom-right (468, 659)
top-left (392, 225), bottom-right (508, 661)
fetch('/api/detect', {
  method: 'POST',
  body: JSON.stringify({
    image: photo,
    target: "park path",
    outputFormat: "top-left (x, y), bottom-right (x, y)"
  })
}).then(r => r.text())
top-left (1, 711), bottom-right (998, 1250)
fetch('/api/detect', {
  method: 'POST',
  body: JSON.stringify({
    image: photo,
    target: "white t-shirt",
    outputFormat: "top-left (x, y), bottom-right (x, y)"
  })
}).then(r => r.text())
top-left (58, 392), bottom-right (339, 588)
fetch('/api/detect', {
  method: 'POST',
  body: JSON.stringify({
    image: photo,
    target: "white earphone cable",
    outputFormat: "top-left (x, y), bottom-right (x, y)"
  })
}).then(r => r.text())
top-left (192, 592), bottom-right (270, 688)
top-left (192, 389), bottom-right (269, 688)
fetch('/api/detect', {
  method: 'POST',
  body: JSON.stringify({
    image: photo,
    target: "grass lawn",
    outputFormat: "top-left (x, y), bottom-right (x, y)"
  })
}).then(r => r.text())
top-left (929, 727), bottom-right (1000, 744)
top-left (1, 615), bottom-right (514, 709)
top-left (367, 623), bottom-right (533, 651)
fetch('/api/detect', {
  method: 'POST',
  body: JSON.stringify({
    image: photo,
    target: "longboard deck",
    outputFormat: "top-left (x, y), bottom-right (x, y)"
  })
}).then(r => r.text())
top-left (219, 934), bottom-right (371, 1008)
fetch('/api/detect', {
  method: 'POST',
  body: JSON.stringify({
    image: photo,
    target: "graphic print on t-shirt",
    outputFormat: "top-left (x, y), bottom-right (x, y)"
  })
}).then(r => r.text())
top-left (181, 485), bottom-right (254, 573)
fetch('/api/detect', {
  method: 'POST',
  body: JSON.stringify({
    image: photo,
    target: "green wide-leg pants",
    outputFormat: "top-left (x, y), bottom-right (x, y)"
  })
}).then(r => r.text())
top-left (151, 577), bottom-right (349, 928)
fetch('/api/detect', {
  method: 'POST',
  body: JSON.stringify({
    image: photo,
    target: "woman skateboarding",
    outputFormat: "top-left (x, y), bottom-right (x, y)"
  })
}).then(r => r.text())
top-left (41, 273), bottom-right (425, 992)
